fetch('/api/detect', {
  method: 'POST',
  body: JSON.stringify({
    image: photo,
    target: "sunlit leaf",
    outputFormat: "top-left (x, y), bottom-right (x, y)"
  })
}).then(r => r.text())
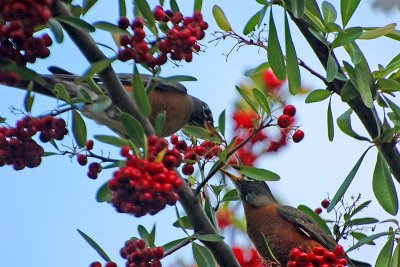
top-left (331, 27), bottom-right (363, 48)
top-left (305, 89), bottom-right (331, 103)
top-left (221, 189), bottom-right (240, 202)
top-left (212, 5), bottom-right (232, 31)
top-left (236, 166), bottom-right (280, 181)
top-left (360, 23), bottom-right (396, 40)
top-left (235, 85), bottom-right (258, 113)
top-left (340, 0), bottom-right (361, 27)
top-left (322, 1), bottom-right (337, 24)
top-left (373, 152), bottom-right (398, 215)
top-left (378, 78), bottom-right (400, 93)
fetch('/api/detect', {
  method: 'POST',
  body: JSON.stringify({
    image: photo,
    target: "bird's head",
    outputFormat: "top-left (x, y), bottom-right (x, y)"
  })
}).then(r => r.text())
top-left (221, 169), bottom-right (277, 207)
top-left (189, 97), bottom-right (222, 140)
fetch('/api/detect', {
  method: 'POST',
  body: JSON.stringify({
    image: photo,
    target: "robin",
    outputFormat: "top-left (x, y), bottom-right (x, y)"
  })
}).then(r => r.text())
top-left (10, 66), bottom-right (216, 137)
top-left (221, 170), bottom-right (371, 266)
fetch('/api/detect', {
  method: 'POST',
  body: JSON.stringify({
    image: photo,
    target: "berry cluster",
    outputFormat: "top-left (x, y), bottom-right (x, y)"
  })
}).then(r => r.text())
top-left (0, 115), bottom-right (68, 170)
top-left (277, 105), bottom-right (304, 143)
top-left (108, 136), bottom-right (183, 217)
top-left (120, 239), bottom-right (164, 267)
top-left (76, 140), bottom-right (103, 179)
top-left (170, 134), bottom-right (220, 176)
top-left (117, 6), bottom-right (207, 68)
top-left (0, 0), bottom-right (53, 85)
top-left (89, 261), bottom-right (117, 267)
top-left (287, 245), bottom-right (347, 267)
top-left (315, 199), bottom-right (331, 215)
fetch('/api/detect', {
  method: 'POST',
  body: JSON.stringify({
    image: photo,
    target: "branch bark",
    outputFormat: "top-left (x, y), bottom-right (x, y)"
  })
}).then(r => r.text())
top-left (287, 9), bottom-right (400, 183)
top-left (50, 1), bottom-right (239, 265)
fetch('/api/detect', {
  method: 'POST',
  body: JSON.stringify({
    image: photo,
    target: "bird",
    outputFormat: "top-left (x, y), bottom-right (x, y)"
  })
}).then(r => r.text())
top-left (7, 66), bottom-right (217, 137)
top-left (221, 169), bottom-right (371, 266)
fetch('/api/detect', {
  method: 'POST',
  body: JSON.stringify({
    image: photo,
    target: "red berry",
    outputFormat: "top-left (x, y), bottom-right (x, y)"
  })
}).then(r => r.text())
top-left (77, 154), bottom-right (88, 166)
top-left (321, 199), bottom-right (330, 209)
top-left (121, 146), bottom-right (130, 157)
top-left (170, 134), bottom-right (178, 145)
top-left (182, 164), bottom-right (194, 175)
top-left (283, 105), bottom-right (296, 117)
top-left (333, 245), bottom-right (345, 257)
top-left (105, 262), bottom-right (117, 267)
top-left (292, 130), bottom-right (304, 143)
top-left (277, 114), bottom-right (292, 128)
top-left (118, 16), bottom-right (130, 29)
top-left (314, 207), bottom-right (322, 214)
top-left (289, 247), bottom-right (301, 260)
top-left (90, 262), bottom-right (102, 267)
top-left (312, 246), bottom-right (326, 255)
top-left (337, 258), bottom-right (347, 265)
top-left (85, 140), bottom-right (94, 150)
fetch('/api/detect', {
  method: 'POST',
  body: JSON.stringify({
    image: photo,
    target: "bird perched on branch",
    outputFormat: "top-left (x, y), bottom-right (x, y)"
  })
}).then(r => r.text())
top-left (6, 66), bottom-right (216, 137)
top-left (221, 170), bottom-right (371, 266)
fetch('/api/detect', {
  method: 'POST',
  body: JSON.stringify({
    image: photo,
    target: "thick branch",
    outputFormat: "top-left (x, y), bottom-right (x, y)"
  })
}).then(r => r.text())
top-left (288, 11), bottom-right (400, 183)
top-left (50, 1), bottom-right (239, 265)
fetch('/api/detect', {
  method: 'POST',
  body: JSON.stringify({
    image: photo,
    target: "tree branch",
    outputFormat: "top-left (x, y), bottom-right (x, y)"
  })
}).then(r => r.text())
top-left (50, 1), bottom-right (239, 265)
top-left (287, 10), bottom-right (400, 183)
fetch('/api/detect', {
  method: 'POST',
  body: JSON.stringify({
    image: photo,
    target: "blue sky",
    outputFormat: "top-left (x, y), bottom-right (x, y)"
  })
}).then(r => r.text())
top-left (1, 1), bottom-right (400, 266)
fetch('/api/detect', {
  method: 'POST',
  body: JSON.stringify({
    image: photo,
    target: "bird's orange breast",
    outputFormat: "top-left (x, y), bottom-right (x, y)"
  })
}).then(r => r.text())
top-left (244, 203), bottom-right (322, 265)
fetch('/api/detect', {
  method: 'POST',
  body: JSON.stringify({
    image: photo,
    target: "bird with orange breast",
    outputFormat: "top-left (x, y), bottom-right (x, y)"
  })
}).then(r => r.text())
top-left (221, 169), bottom-right (371, 266)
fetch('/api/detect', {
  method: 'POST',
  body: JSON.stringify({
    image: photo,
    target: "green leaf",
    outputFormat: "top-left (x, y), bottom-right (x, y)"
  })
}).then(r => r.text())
top-left (327, 97), bottom-right (334, 141)
top-left (218, 110), bottom-right (226, 137)
top-left (375, 235), bottom-right (394, 267)
top-left (82, 58), bottom-right (115, 80)
top-left (72, 110), bottom-right (87, 147)
top-left (268, 9), bottom-right (286, 80)
top-left (204, 195), bottom-right (217, 229)
top-left (305, 89), bottom-right (331, 103)
top-left (119, 0), bottom-right (126, 17)
top-left (132, 65), bottom-right (151, 117)
top-left (194, 0), bottom-right (203, 11)
top-left (243, 9), bottom-right (262, 35)
top-left (192, 243), bottom-right (216, 267)
top-left (120, 112), bottom-right (145, 147)
top-left (347, 42), bottom-right (362, 64)
top-left (182, 125), bottom-right (223, 144)
top-left (326, 53), bottom-right (338, 82)
top-left (153, 111), bottom-right (166, 137)
top-left (344, 217), bottom-right (379, 226)
top-left (327, 147), bottom-right (372, 212)
top-left (172, 216), bottom-right (193, 230)
top-left (212, 5), bottom-right (232, 31)
top-left (291, 0), bottom-right (305, 18)
top-left (82, 0), bottom-right (98, 15)
top-left (236, 166), bottom-right (280, 181)
top-left (392, 242), bottom-right (400, 267)
top-left (94, 135), bottom-right (129, 147)
top-left (355, 63), bottom-right (374, 108)
top-left (24, 82), bottom-right (34, 113)
top-left (138, 224), bottom-right (156, 248)
top-left (348, 231), bottom-right (390, 252)
top-left (221, 189), bottom-right (240, 202)
top-left (331, 27), bottom-right (363, 49)
top-left (170, 0), bottom-right (179, 12)
top-left (337, 109), bottom-right (370, 141)
top-left (378, 78), bottom-right (400, 93)
top-left (162, 237), bottom-right (189, 252)
top-left (322, 1), bottom-right (337, 24)
top-left (351, 231), bottom-right (375, 244)
top-left (340, 0), bottom-right (361, 27)
top-left (252, 88), bottom-right (271, 115)
top-left (55, 15), bottom-right (96, 32)
top-left (134, 0), bottom-right (155, 26)
top-left (96, 182), bottom-right (111, 202)
top-left (360, 23), bottom-right (396, 40)
top-left (244, 62), bottom-right (270, 77)
top-left (284, 13), bottom-right (301, 95)
top-left (48, 18), bottom-right (64, 43)
top-left (164, 75), bottom-right (197, 82)
top-left (373, 152), bottom-right (399, 215)
top-left (297, 205), bottom-right (332, 235)
top-left (235, 85), bottom-right (258, 113)
top-left (77, 229), bottom-right (111, 262)
top-left (351, 200), bottom-right (372, 217)
top-left (93, 21), bottom-right (127, 34)
top-left (194, 234), bottom-right (224, 242)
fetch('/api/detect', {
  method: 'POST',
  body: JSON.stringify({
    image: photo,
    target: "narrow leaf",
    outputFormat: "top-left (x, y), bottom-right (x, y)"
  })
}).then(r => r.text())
top-left (331, 27), bottom-right (363, 49)
top-left (351, 200), bottom-right (372, 217)
top-left (292, 0), bottom-right (305, 18)
top-left (392, 242), bottom-right (400, 267)
top-left (355, 64), bottom-right (374, 108)
top-left (182, 126), bottom-right (223, 144)
top-left (373, 152), bottom-right (399, 215)
top-left (236, 166), bottom-right (280, 181)
top-left (153, 111), bottom-right (166, 137)
top-left (243, 10), bottom-right (261, 35)
top-left (348, 231), bottom-right (390, 252)
top-left (212, 5), bottom-right (232, 31)
top-left (252, 88), bottom-right (271, 115)
top-left (305, 89), bottom-right (331, 103)
top-left (93, 21), bottom-right (128, 34)
top-left (24, 82), bottom-right (34, 112)
top-left (327, 97), bottom-right (334, 141)
top-left (172, 216), bottom-right (193, 230)
top-left (341, 0), bottom-right (361, 27)
top-left (48, 18), bottom-right (64, 43)
top-left (218, 110), bottom-right (226, 137)
top-left (194, 234), bottom-right (224, 242)
top-left (326, 53), bottom-right (338, 82)
top-left (96, 182), bottom-right (111, 202)
top-left (170, 0), bottom-right (179, 12)
top-left (360, 23), bottom-right (396, 40)
top-left (119, 0), bottom-right (126, 17)
top-left (235, 86), bottom-right (258, 113)
top-left (194, 0), bottom-right (203, 11)
top-left (337, 109), bottom-right (370, 141)
top-left (375, 235), bottom-right (394, 267)
top-left (82, 58), bottom-right (115, 80)
top-left (72, 110), bottom-right (87, 147)
top-left (120, 112), bottom-right (145, 147)
top-left (344, 217), bottom-right (379, 226)
top-left (327, 147), bottom-right (372, 212)
top-left (284, 13), bottom-right (301, 94)
top-left (132, 65), bottom-right (151, 117)
top-left (94, 135), bottom-right (130, 147)
top-left (268, 9), bottom-right (286, 80)
top-left (162, 237), bottom-right (189, 252)
top-left (221, 189), bottom-right (240, 202)
top-left (77, 229), bottom-right (111, 261)
top-left (164, 75), bottom-right (197, 82)
top-left (55, 15), bottom-right (96, 32)
top-left (378, 78), bottom-right (400, 93)
top-left (82, 0), bottom-right (98, 15)
top-left (135, 0), bottom-right (155, 25)
top-left (192, 243), bottom-right (216, 267)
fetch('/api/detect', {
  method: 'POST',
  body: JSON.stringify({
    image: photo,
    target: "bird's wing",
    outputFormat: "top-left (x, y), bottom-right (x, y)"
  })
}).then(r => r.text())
top-left (49, 65), bottom-right (188, 95)
top-left (278, 205), bottom-right (337, 250)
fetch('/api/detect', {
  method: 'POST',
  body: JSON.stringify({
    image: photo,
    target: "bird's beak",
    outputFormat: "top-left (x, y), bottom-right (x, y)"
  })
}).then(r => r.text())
top-left (220, 168), bottom-right (242, 186)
